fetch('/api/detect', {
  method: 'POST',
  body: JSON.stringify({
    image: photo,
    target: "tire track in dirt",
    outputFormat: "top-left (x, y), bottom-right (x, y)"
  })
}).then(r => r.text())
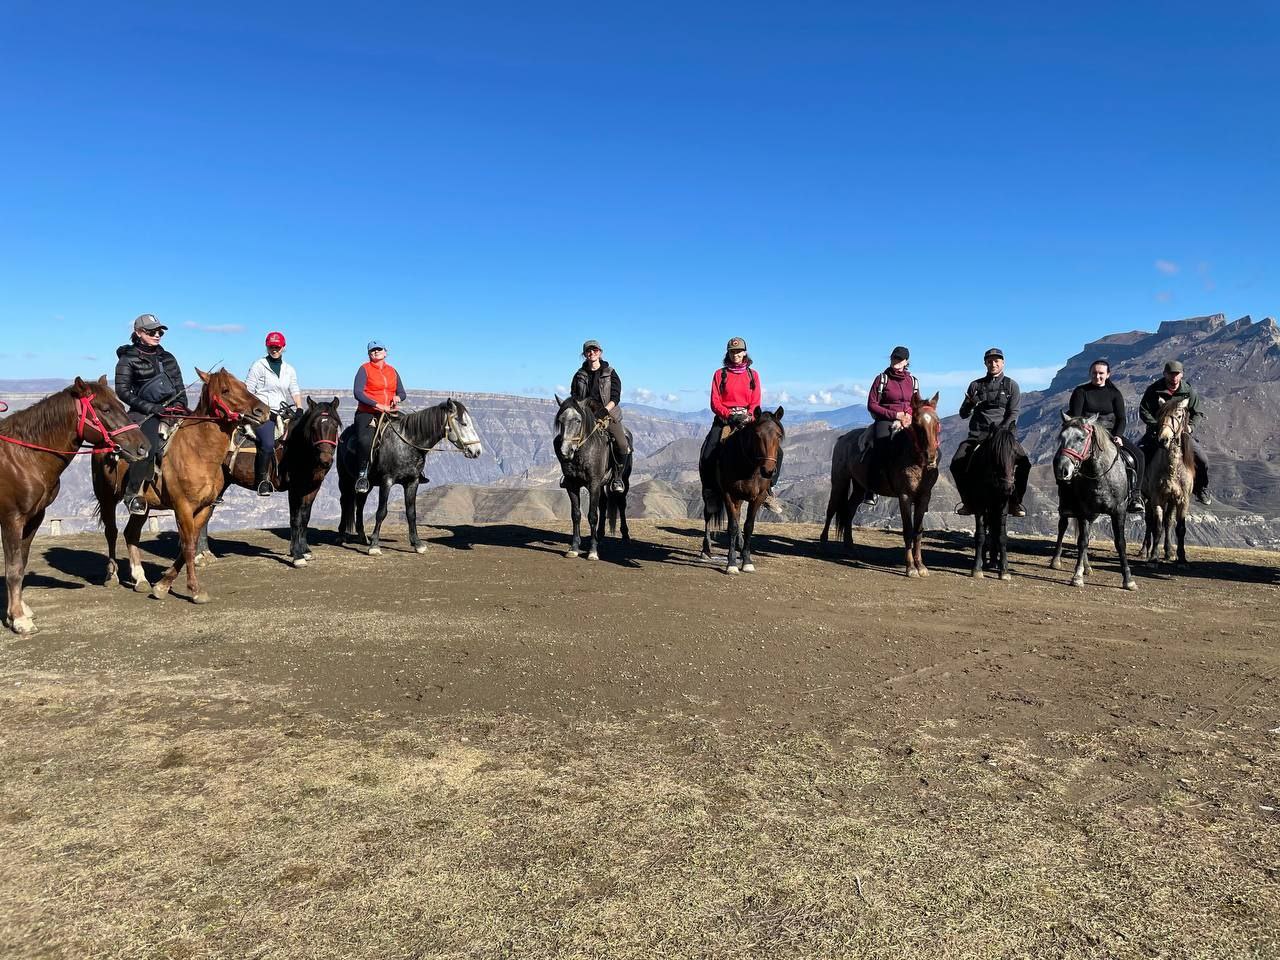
top-left (1187, 664), bottom-right (1280, 732)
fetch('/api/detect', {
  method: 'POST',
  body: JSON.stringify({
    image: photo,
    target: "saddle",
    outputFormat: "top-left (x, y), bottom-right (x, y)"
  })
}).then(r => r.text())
top-left (224, 411), bottom-right (294, 479)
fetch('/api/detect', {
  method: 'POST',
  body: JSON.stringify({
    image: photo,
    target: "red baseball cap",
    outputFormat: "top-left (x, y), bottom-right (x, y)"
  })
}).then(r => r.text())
top-left (265, 331), bottom-right (286, 348)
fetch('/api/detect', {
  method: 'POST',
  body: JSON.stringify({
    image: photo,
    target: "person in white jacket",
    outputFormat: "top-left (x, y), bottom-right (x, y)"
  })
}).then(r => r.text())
top-left (245, 331), bottom-right (303, 495)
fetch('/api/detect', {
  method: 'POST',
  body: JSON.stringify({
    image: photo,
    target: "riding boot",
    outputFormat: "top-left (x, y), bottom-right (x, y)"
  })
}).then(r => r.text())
top-left (254, 446), bottom-right (274, 497)
top-left (124, 455), bottom-right (155, 515)
top-left (1125, 464), bottom-right (1144, 513)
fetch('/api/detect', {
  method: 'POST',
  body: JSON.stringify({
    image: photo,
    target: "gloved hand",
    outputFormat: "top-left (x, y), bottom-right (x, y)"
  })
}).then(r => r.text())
top-left (729, 410), bottom-right (751, 427)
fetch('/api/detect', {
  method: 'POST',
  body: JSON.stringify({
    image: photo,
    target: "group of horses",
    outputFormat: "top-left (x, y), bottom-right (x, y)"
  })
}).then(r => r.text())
top-left (0, 371), bottom-right (1202, 634)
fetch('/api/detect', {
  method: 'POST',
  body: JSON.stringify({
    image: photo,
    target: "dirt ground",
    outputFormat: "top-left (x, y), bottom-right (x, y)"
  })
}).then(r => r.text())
top-left (1, 518), bottom-right (1278, 959)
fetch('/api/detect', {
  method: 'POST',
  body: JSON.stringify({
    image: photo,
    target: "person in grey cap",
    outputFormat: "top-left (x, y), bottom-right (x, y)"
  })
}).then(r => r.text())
top-left (950, 347), bottom-right (1031, 517)
top-left (568, 339), bottom-right (630, 493)
top-left (113, 314), bottom-right (189, 515)
top-left (1138, 360), bottom-right (1211, 505)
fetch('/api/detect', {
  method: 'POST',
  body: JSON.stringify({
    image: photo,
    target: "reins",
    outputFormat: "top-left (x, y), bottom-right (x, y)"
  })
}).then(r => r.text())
top-left (1058, 421), bottom-right (1120, 478)
top-left (0, 393), bottom-right (141, 456)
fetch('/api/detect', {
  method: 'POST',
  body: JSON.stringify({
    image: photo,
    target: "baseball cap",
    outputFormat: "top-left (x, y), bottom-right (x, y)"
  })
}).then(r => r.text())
top-left (133, 314), bottom-right (167, 333)
top-left (265, 331), bottom-right (286, 348)
top-left (983, 347), bottom-right (1004, 361)
top-left (1164, 360), bottom-right (1184, 374)
top-left (367, 339), bottom-right (386, 352)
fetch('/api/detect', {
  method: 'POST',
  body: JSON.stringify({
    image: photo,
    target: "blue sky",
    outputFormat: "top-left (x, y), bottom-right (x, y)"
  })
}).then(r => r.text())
top-left (1, 2), bottom-right (1276, 414)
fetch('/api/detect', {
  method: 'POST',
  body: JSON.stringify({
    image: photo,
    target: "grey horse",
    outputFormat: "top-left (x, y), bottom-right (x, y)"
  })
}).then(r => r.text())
top-left (337, 399), bottom-right (482, 555)
top-left (1050, 412), bottom-right (1138, 590)
top-left (553, 395), bottom-right (632, 560)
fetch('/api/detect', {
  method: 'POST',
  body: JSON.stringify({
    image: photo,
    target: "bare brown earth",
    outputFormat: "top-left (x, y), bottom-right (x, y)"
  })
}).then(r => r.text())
top-left (1, 520), bottom-right (1278, 959)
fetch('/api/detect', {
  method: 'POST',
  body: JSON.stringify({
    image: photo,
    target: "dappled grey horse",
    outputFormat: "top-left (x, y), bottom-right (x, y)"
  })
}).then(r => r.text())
top-left (553, 395), bottom-right (632, 560)
top-left (336, 399), bottom-right (481, 555)
top-left (1051, 412), bottom-right (1138, 591)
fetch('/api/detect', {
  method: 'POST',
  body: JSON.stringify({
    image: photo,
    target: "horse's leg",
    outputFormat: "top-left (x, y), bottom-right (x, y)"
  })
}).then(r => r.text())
top-left (740, 499), bottom-right (759, 572)
top-left (566, 484), bottom-right (582, 557)
top-left (897, 493), bottom-right (917, 577)
top-left (299, 494), bottom-right (316, 561)
top-left (1141, 504), bottom-right (1157, 562)
top-left (1175, 506), bottom-right (1189, 566)
top-left (1162, 505), bottom-right (1174, 563)
top-left (1049, 514), bottom-right (1070, 570)
top-left (1070, 516), bottom-right (1091, 587)
top-left (152, 500), bottom-right (195, 600)
top-left (368, 482), bottom-right (390, 556)
top-left (998, 511), bottom-right (1011, 581)
top-left (1111, 511), bottom-right (1137, 590)
top-left (912, 490), bottom-right (931, 577)
top-left (404, 478), bottom-right (427, 554)
top-left (971, 514), bottom-right (985, 579)
top-left (618, 489), bottom-right (630, 544)
top-left (123, 513), bottom-right (149, 592)
top-left (2, 515), bottom-right (33, 634)
top-left (183, 504), bottom-right (215, 603)
top-left (286, 487), bottom-right (305, 565)
top-left (586, 484), bottom-right (602, 560)
top-left (101, 497), bottom-right (121, 587)
top-left (338, 479), bottom-right (355, 541)
top-left (1080, 520), bottom-right (1093, 575)
top-left (724, 497), bottom-right (742, 574)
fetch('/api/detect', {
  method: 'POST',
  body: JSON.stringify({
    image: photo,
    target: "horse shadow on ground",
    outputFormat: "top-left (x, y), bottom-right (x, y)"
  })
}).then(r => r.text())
top-left (37, 546), bottom-right (106, 588)
top-left (168, 530), bottom-right (280, 562)
top-left (424, 523), bottom-right (698, 568)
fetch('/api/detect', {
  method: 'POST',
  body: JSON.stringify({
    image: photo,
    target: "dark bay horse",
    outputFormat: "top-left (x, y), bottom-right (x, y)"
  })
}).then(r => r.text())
top-left (196, 397), bottom-right (342, 568)
top-left (1141, 398), bottom-right (1195, 565)
top-left (92, 369), bottom-right (269, 602)
top-left (553, 395), bottom-right (633, 560)
top-left (1050, 412), bottom-right (1137, 591)
top-left (954, 422), bottom-right (1019, 580)
top-left (0, 378), bottom-right (148, 633)
top-left (337, 399), bottom-right (482, 555)
top-left (820, 392), bottom-right (941, 577)
top-left (700, 407), bottom-right (785, 574)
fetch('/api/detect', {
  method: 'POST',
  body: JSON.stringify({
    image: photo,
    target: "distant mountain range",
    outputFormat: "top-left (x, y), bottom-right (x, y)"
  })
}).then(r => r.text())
top-left (3, 312), bottom-right (1277, 550)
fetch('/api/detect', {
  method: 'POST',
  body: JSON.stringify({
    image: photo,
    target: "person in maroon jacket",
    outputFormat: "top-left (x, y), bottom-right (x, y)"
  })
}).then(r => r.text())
top-left (861, 345), bottom-right (919, 505)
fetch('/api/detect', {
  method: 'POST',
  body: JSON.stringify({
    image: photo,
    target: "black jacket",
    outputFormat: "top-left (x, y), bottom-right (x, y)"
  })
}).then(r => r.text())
top-left (1067, 381), bottom-right (1126, 434)
top-left (959, 373), bottom-right (1020, 437)
top-left (114, 339), bottom-right (185, 415)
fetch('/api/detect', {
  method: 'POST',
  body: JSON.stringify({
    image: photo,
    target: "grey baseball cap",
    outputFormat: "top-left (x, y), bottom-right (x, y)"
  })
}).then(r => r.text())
top-left (582, 339), bottom-right (602, 354)
top-left (133, 313), bottom-right (166, 333)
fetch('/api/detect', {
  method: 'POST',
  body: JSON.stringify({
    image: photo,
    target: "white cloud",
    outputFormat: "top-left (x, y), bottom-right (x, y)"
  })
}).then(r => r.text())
top-left (1155, 259), bottom-right (1179, 275)
top-left (776, 390), bottom-right (791, 403)
top-left (630, 387), bottom-right (656, 404)
top-left (183, 321), bottom-right (245, 334)
top-left (663, 393), bottom-right (678, 404)
top-left (1155, 291), bottom-right (1173, 303)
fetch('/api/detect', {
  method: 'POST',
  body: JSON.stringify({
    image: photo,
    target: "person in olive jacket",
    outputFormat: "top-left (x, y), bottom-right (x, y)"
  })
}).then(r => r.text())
top-left (951, 347), bottom-right (1031, 517)
top-left (114, 313), bottom-right (188, 515)
top-left (1066, 358), bottom-right (1145, 513)
top-left (1139, 360), bottom-right (1212, 505)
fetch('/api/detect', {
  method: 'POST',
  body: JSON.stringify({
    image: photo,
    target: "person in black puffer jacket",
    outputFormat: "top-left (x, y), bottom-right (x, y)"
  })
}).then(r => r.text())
top-left (1066, 358), bottom-right (1145, 513)
top-left (114, 314), bottom-right (188, 515)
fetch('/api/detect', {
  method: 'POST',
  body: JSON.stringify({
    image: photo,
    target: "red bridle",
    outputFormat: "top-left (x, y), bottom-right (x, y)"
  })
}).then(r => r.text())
top-left (0, 393), bottom-right (141, 456)
top-left (1058, 422), bottom-right (1094, 463)
top-left (311, 411), bottom-right (339, 447)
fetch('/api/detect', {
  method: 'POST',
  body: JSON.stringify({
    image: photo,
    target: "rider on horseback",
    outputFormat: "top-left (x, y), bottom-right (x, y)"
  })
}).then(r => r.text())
top-left (352, 339), bottom-right (406, 495)
top-left (1139, 360), bottom-right (1212, 506)
top-left (244, 331), bottom-right (302, 496)
top-left (862, 345), bottom-right (918, 506)
top-left (951, 347), bottom-right (1031, 517)
top-left (1067, 358), bottom-right (1145, 514)
top-left (568, 339), bottom-right (631, 494)
top-left (700, 337), bottom-right (781, 512)
top-left (114, 314), bottom-right (189, 516)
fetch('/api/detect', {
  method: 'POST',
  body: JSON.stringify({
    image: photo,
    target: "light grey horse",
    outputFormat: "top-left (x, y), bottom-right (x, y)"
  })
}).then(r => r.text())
top-left (1050, 412), bottom-right (1137, 590)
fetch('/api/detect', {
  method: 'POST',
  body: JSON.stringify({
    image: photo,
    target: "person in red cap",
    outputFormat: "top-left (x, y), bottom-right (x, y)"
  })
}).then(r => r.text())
top-left (244, 331), bottom-right (302, 495)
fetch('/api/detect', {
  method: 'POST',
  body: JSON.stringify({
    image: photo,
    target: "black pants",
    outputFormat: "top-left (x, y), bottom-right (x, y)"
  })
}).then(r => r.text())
top-left (951, 434), bottom-right (1031, 504)
top-left (354, 411), bottom-right (378, 475)
top-left (254, 419), bottom-right (276, 484)
top-left (1114, 434), bottom-right (1145, 499)
top-left (123, 413), bottom-right (163, 498)
top-left (1139, 432), bottom-right (1208, 493)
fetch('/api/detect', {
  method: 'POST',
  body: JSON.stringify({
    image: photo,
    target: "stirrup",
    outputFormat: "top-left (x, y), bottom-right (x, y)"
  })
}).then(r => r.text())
top-left (256, 480), bottom-right (274, 497)
top-left (1127, 497), bottom-right (1145, 514)
top-left (1195, 489), bottom-right (1213, 506)
top-left (609, 477), bottom-right (626, 494)
top-left (1008, 502), bottom-right (1027, 518)
top-left (955, 503), bottom-right (973, 516)
top-left (354, 474), bottom-right (371, 494)
top-left (127, 495), bottom-right (149, 516)
top-left (862, 491), bottom-right (876, 505)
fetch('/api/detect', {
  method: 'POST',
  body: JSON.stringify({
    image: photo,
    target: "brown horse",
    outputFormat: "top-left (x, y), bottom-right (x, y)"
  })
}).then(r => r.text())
top-left (1141, 398), bottom-right (1195, 565)
top-left (0, 377), bottom-right (149, 633)
top-left (699, 407), bottom-right (785, 574)
top-left (820, 393), bottom-right (942, 576)
top-left (92, 368), bottom-right (269, 602)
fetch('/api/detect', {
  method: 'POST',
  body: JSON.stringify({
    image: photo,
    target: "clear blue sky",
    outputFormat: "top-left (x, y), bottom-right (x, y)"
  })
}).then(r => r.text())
top-left (1, 2), bottom-right (1276, 414)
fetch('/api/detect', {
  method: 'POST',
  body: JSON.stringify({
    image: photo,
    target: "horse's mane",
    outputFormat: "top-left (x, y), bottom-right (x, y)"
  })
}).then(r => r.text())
top-left (556, 395), bottom-right (598, 433)
top-left (400, 400), bottom-right (453, 446)
top-left (0, 385), bottom-right (77, 441)
top-left (192, 369), bottom-right (231, 415)
top-left (987, 422), bottom-right (1018, 467)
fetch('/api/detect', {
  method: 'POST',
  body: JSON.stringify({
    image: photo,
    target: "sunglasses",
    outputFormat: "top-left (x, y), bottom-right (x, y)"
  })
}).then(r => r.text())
top-left (141, 328), bottom-right (164, 338)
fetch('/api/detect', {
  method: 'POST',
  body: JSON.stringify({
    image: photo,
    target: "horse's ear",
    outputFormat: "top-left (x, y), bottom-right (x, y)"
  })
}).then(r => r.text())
top-left (753, 405), bottom-right (762, 419)
top-left (72, 376), bottom-right (87, 393)
top-left (306, 396), bottom-right (316, 410)
top-left (196, 368), bottom-right (210, 383)
top-left (774, 406), bottom-right (784, 421)
top-left (928, 391), bottom-right (939, 407)
top-left (448, 397), bottom-right (457, 412)
top-left (97, 374), bottom-right (109, 388)
top-left (331, 396), bottom-right (340, 409)
top-left (1084, 414), bottom-right (1098, 425)
top-left (554, 393), bottom-right (562, 406)
top-left (1061, 410), bottom-right (1072, 424)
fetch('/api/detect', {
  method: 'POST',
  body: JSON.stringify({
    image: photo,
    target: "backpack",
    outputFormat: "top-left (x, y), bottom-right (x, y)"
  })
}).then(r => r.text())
top-left (718, 366), bottom-right (756, 394)
top-left (876, 370), bottom-right (919, 404)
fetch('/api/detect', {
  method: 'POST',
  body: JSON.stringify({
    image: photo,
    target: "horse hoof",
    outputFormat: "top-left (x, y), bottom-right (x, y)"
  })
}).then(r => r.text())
top-left (149, 586), bottom-right (169, 600)
top-left (565, 550), bottom-right (579, 558)
top-left (725, 566), bottom-right (739, 575)
top-left (414, 544), bottom-right (428, 555)
top-left (1070, 577), bottom-right (1084, 588)
top-left (1048, 560), bottom-right (1060, 570)
top-left (587, 552), bottom-right (599, 561)
top-left (698, 553), bottom-right (713, 562)
top-left (918, 567), bottom-right (930, 578)
top-left (907, 567), bottom-right (919, 578)
top-left (21, 601), bottom-right (34, 619)
top-left (291, 557), bottom-right (308, 568)
top-left (972, 571), bottom-right (984, 580)
top-left (1000, 573), bottom-right (1012, 582)
top-left (11, 616), bottom-right (35, 635)
top-left (133, 580), bottom-right (152, 594)
top-left (191, 592), bottom-right (211, 605)
top-left (303, 551), bottom-right (313, 561)
top-left (368, 547), bottom-right (382, 556)
top-left (1124, 581), bottom-right (1139, 592)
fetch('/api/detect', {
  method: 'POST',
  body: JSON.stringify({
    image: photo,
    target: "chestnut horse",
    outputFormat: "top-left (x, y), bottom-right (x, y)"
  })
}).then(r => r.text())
top-left (92, 368), bottom-right (269, 602)
top-left (699, 407), bottom-right (785, 574)
top-left (0, 377), bottom-right (149, 633)
top-left (820, 392), bottom-right (941, 577)
top-left (197, 397), bottom-right (342, 568)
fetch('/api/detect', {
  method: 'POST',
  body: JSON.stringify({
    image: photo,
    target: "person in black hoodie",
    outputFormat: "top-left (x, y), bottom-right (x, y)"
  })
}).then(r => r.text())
top-left (1066, 359), bottom-right (1144, 513)
top-left (114, 314), bottom-right (188, 515)
top-left (568, 339), bottom-right (630, 493)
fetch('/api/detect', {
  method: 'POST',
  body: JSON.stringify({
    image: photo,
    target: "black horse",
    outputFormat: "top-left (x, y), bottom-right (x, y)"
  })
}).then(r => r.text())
top-left (337, 399), bottom-right (482, 555)
top-left (197, 397), bottom-right (343, 567)
top-left (553, 395), bottom-right (632, 560)
top-left (700, 408), bottom-right (785, 574)
top-left (1049, 412), bottom-right (1138, 591)
top-left (954, 422), bottom-right (1019, 580)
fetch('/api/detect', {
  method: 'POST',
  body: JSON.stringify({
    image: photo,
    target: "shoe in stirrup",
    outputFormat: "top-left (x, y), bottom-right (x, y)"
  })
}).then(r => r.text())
top-left (609, 476), bottom-right (626, 494)
top-left (1008, 502), bottom-right (1027, 518)
top-left (354, 473), bottom-right (371, 495)
top-left (955, 502), bottom-right (973, 516)
top-left (127, 495), bottom-right (149, 516)
top-left (1195, 488), bottom-right (1213, 506)
top-left (1127, 496), bottom-right (1145, 515)
top-left (256, 479), bottom-right (274, 497)
top-left (862, 491), bottom-right (877, 505)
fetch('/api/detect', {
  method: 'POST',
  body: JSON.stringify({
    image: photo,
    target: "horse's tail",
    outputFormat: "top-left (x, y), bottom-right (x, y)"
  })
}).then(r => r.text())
top-left (831, 484), bottom-right (853, 540)
top-left (703, 486), bottom-right (726, 529)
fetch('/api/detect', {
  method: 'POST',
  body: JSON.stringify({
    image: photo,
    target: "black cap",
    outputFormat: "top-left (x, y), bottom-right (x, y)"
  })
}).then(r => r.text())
top-left (984, 347), bottom-right (1004, 361)
top-left (890, 346), bottom-right (909, 362)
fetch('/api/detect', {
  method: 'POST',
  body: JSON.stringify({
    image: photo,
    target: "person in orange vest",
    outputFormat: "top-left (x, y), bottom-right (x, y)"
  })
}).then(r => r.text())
top-left (352, 339), bottom-right (407, 494)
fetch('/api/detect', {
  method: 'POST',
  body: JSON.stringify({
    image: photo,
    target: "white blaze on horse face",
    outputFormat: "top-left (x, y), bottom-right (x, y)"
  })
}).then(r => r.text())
top-left (450, 410), bottom-right (483, 459)
top-left (558, 409), bottom-right (584, 459)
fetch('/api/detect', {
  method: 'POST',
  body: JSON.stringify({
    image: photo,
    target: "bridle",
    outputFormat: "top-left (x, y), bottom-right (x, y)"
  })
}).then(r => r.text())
top-left (1058, 420), bottom-right (1119, 479)
top-left (0, 392), bottom-right (142, 457)
top-left (309, 409), bottom-right (340, 449)
top-left (904, 408), bottom-right (940, 468)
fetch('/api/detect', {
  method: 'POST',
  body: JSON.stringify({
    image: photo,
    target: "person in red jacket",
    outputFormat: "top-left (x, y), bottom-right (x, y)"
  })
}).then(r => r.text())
top-left (352, 339), bottom-right (407, 493)
top-left (861, 345), bottom-right (920, 505)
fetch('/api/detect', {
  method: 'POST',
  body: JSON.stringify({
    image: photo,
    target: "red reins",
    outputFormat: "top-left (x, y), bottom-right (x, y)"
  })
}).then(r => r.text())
top-left (0, 393), bottom-right (140, 456)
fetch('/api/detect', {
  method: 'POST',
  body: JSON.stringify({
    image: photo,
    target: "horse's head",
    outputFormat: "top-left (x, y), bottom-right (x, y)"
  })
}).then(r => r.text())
top-left (197, 368), bottom-right (270, 426)
top-left (988, 422), bottom-right (1018, 496)
top-left (304, 396), bottom-right (342, 466)
top-left (749, 406), bottom-right (785, 480)
top-left (72, 375), bottom-right (150, 463)
top-left (553, 394), bottom-right (591, 461)
top-left (912, 392), bottom-right (941, 469)
top-left (1157, 398), bottom-right (1189, 450)
top-left (444, 398), bottom-right (482, 459)
top-left (1055, 411), bottom-right (1098, 483)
